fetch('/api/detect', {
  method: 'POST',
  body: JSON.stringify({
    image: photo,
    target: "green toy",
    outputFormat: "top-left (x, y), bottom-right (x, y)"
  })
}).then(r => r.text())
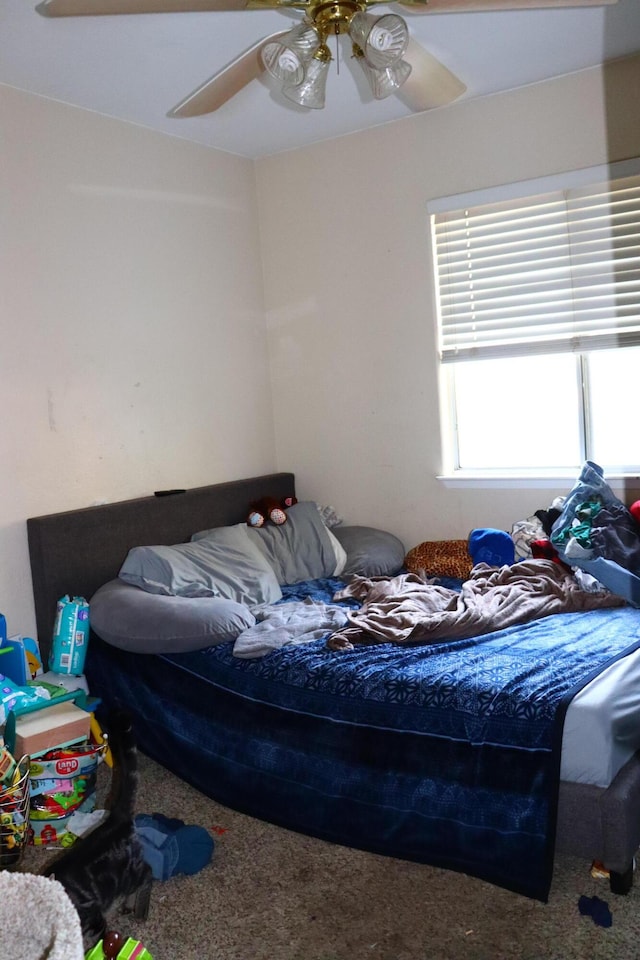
top-left (85, 931), bottom-right (153, 960)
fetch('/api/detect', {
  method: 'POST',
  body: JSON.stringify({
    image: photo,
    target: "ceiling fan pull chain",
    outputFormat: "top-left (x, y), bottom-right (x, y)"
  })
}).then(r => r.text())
top-left (335, 23), bottom-right (340, 75)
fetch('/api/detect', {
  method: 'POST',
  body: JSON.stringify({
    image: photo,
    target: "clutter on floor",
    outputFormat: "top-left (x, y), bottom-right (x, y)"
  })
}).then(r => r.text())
top-left (0, 616), bottom-right (89, 863)
top-left (0, 603), bottom-right (214, 957)
top-left (0, 602), bottom-right (105, 857)
top-left (578, 894), bottom-right (613, 928)
top-left (134, 812), bottom-right (215, 881)
top-left (591, 859), bottom-right (611, 880)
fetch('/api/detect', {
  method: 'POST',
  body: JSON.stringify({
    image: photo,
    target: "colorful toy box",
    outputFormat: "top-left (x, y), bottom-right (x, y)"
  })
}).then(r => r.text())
top-left (28, 741), bottom-right (103, 846)
top-left (28, 794), bottom-right (96, 847)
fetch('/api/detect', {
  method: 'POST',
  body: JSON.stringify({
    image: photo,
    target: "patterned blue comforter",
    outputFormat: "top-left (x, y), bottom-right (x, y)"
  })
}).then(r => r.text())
top-left (89, 576), bottom-right (640, 900)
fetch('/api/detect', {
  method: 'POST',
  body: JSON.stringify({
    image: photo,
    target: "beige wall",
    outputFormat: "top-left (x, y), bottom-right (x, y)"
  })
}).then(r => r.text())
top-left (1, 85), bottom-right (275, 644)
top-left (3, 55), bottom-right (640, 648)
top-left (256, 56), bottom-right (640, 553)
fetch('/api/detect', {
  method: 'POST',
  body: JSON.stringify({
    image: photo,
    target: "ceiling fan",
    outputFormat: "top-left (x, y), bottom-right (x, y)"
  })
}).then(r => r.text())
top-left (35, 0), bottom-right (618, 115)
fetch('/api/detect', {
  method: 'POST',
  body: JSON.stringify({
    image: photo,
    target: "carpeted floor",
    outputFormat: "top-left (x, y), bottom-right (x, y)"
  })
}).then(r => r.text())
top-left (18, 753), bottom-right (640, 960)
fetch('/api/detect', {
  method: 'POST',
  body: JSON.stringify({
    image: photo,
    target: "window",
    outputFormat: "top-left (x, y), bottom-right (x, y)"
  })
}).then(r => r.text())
top-left (429, 160), bottom-right (640, 476)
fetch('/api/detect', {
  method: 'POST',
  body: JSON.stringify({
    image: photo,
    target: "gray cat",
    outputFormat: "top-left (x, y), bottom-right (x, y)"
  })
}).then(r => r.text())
top-left (42, 709), bottom-right (152, 943)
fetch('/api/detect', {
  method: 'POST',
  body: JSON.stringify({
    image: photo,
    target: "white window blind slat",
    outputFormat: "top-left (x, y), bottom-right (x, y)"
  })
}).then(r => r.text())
top-left (432, 169), bottom-right (640, 363)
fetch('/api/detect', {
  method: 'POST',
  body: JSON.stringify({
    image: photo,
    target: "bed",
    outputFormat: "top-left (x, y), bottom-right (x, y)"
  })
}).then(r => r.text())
top-left (26, 471), bottom-right (640, 902)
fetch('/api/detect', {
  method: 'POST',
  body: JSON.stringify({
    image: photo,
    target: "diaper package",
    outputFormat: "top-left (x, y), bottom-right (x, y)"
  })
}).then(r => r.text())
top-left (0, 674), bottom-right (47, 728)
top-left (49, 596), bottom-right (90, 676)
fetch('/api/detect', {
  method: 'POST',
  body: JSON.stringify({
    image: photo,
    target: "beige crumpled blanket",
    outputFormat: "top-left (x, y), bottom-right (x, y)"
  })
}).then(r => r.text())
top-left (327, 558), bottom-right (625, 651)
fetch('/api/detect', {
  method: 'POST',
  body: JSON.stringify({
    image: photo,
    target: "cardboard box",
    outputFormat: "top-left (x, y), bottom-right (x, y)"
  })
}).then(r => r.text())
top-left (14, 701), bottom-right (90, 758)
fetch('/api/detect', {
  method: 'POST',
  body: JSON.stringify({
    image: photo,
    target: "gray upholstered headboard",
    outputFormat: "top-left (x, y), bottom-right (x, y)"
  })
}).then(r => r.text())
top-left (27, 472), bottom-right (295, 663)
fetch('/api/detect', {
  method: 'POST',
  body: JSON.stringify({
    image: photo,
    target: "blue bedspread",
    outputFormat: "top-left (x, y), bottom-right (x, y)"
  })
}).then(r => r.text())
top-left (88, 576), bottom-right (640, 901)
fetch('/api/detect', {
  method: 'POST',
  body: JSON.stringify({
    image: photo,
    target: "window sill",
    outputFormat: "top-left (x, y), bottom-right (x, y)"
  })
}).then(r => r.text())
top-left (437, 471), bottom-right (640, 491)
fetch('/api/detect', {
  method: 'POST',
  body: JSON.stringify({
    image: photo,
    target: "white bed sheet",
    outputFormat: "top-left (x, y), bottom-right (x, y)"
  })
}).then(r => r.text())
top-left (561, 646), bottom-right (640, 787)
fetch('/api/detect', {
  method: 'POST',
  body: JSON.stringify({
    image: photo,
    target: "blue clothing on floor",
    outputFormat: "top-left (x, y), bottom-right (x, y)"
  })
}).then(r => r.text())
top-left (135, 813), bottom-right (214, 881)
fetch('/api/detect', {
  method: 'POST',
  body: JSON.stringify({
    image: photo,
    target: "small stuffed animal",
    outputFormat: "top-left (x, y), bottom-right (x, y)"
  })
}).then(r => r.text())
top-left (247, 506), bottom-right (266, 527)
top-left (247, 497), bottom-right (287, 527)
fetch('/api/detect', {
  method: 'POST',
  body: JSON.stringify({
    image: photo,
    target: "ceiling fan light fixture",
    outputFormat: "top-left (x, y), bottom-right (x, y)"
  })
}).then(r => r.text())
top-left (354, 47), bottom-right (412, 99)
top-left (282, 49), bottom-right (331, 110)
top-left (348, 12), bottom-right (409, 70)
top-left (261, 23), bottom-right (320, 85)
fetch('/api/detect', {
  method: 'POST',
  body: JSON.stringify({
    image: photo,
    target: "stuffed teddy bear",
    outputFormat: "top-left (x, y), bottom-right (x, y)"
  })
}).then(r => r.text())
top-left (247, 496), bottom-right (297, 527)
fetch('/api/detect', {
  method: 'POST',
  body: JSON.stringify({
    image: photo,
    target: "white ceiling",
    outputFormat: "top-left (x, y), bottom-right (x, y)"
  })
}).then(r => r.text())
top-left (2, 0), bottom-right (640, 159)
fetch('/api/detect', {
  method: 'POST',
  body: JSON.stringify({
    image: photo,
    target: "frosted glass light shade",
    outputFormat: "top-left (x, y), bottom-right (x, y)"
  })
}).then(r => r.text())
top-left (283, 57), bottom-right (330, 109)
top-left (358, 56), bottom-right (412, 99)
top-left (348, 12), bottom-right (409, 69)
top-left (261, 24), bottom-right (320, 85)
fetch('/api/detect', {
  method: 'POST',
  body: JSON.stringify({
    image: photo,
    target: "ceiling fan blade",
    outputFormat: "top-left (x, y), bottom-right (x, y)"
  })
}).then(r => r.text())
top-left (399, 38), bottom-right (466, 111)
top-left (168, 32), bottom-right (287, 117)
top-left (397, 0), bottom-right (617, 12)
top-left (36, 0), bottom-right (280, 16)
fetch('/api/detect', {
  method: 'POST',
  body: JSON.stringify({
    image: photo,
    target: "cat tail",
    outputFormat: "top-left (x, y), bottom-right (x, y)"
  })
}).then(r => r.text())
top-left (102, 708), bottom-right (140, 824)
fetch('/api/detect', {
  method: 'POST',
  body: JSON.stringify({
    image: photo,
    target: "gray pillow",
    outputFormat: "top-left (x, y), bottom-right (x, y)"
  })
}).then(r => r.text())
top-left (119, 523), bottom-right (282, 606)
top-left (194, 501), bottom-right (345, 586)
top-left (332, 526), bottom-right (405, 577)
top-left (90, 579), bottom-right (255, 654)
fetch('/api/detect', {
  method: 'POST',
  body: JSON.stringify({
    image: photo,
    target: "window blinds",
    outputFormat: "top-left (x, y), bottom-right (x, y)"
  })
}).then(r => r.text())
top-left (432, 172), bottom-right (640, 363)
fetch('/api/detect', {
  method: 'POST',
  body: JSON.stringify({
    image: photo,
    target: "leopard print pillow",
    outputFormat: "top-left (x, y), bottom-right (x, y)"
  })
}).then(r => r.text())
top-left (404, 539), bottom-right (472, 580)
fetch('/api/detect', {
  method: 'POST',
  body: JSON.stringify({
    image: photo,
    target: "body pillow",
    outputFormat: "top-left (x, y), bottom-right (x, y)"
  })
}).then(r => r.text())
top-left (91, 579), bottom-right (256, 654)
